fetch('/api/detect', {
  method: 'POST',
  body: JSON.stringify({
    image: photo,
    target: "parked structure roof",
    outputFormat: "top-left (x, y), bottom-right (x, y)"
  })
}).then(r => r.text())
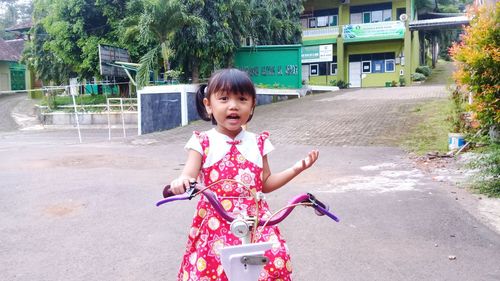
top-left (0, 39), bottom-right (25, 62)
top-left (409, 16), bottom-right (470, 31)
top-left (5, 20), bottom-right (33, 32)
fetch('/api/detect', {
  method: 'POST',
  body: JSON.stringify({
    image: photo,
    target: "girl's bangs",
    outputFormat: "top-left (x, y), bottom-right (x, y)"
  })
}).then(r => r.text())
top-left (209, 69), bottom-right (256, 98)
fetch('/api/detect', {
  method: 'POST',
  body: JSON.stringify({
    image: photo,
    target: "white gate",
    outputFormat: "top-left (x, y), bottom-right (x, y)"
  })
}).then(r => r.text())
top-left (349, 62), bottom-right (361, 88)
top-left (301, 65), bottom-right (309, 83)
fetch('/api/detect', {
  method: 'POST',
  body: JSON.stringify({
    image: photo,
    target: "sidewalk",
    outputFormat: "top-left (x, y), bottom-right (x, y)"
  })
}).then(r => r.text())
top-left (145, 84), bottom-right (449, 147)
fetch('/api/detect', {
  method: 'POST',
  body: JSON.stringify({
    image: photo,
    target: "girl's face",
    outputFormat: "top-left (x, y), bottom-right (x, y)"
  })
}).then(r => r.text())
top-left (204, 91), bottom-right (255, 138)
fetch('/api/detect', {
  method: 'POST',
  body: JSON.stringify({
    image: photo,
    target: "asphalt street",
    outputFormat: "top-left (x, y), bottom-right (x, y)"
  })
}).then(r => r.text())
top-left (0, 87), bottom-right (499, 281)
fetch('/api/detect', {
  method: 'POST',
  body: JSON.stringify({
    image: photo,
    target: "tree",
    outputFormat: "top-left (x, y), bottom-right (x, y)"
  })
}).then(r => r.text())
top-left (135, 0), bottom-right (200, 87)
top-left (22, 23), bottom-right (72, 84)
top-left (172, 0), bottom-right (304, 82)
top-left (0, 0), bottom-right (33, 40)
top-left (249, 0), bottom-right (303, 46)
top-left (171, 0), bottom-right (250, 83)
top-left (24, 0), bottom-right (130, 83)
top-left (449, 3), bottom-right (500, 128)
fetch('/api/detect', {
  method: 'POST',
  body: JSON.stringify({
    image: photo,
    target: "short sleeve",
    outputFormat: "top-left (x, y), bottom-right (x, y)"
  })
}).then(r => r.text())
top-left (184, 132), bottom-right (203, 155)
top-left (262, 138), bottom-right (274, 156)
top-left (259, 132), bottom-right (274, 156)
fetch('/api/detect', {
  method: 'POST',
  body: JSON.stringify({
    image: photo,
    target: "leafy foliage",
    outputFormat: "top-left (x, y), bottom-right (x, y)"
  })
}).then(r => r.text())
top-left (172, 0), bottom-right (250, 83)
top-left (24, 0), bottom-right (129, 82)
top-left (329, 79), bottom-right (350, 89)
top-left (411, 73), bottom-right (426, 81)
top-left (22, 0), bottom-right (305, 86)
top-left (448, 87), bottom-right (468, 133)
top-left (416, 65), bottom-right (432, 77)
top-left (467, 143), bottom-right (500, 197)
top-left (449, 3), bottom-right (500, 128)
top-left (172, 0), bottom-right (304, 82)
top-left (135, 0), bottom-right (201, 87)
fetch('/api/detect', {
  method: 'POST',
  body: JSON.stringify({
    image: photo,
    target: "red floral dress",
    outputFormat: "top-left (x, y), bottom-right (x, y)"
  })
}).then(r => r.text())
top-left (178, 129), bottom-right (292, 281)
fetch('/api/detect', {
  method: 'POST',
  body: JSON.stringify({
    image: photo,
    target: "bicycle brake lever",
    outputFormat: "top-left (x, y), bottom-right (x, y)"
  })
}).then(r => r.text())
top-left (163, 181), bottom-right (198, 199)
top-left (307, 193), bottom-right (340, 222)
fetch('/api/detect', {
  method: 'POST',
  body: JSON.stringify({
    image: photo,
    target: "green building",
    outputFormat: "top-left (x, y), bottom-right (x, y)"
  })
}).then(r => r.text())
top-left (301, 0), bottom-right (419, 88)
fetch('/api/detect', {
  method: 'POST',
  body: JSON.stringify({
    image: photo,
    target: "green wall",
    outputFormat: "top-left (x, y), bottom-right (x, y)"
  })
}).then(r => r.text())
top-left (346, 40), bottom-right (403, 54)
top-left (235, 45), bottom-right (302, 89)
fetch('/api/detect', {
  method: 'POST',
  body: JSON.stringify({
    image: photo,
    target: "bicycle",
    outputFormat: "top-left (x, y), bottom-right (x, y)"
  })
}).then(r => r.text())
top-left (157, 181), bottom-right (339, 281)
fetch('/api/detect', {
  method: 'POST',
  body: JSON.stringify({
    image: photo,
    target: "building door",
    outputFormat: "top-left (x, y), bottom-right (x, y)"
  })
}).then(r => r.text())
top-left (0, 73), bottom-right (9, 91)
top-left (349, 61), bottom-right (361, 88)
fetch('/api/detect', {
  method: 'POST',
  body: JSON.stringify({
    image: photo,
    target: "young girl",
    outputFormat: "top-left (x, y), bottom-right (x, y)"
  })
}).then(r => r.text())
top-left (170, 68), bottom-right (319, 281)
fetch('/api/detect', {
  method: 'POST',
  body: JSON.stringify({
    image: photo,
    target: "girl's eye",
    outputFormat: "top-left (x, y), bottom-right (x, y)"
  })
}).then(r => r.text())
top-left (218, 96), bottom-right (228, 101)
top-left (239, 96), bottom-right (248, 102)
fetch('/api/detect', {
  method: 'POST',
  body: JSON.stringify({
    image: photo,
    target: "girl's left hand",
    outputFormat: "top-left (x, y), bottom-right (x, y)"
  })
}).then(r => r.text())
top-left (293, 149), bottom-right (319, 173)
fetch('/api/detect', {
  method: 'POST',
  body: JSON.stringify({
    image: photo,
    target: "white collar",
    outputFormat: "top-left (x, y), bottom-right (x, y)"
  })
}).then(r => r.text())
top-left (204, 128), bottom-right (262, 168)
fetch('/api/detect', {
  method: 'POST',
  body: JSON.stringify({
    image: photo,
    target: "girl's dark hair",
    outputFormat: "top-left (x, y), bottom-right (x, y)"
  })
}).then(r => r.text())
top-left (196, 68), bottom-right (256, 125)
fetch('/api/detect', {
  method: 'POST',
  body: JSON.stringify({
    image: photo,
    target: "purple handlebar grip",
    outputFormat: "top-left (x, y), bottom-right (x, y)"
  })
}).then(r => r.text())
top-left (156, 193), bottom-right (191, 206)
top-left (315, 204), bottom-right (340, 222)
top-left (163, 185), bottom-right (175, 198)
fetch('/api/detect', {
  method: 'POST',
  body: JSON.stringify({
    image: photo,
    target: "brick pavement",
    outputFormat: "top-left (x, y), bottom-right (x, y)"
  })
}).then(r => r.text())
top-left (144, 84), bottom-right (450, 147)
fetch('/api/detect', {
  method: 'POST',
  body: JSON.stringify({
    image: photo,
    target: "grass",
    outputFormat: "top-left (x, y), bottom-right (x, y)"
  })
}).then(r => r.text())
top-left (467, 142), bottom-right (500, 198)
top-left (400, 97), bottom-right (500, 197)
top-left (400, 99), bottom-right (452, 155)
top-left (40, 94), bottom-right (119, 107)
top-left (39, 94), bottom-right (129, 113)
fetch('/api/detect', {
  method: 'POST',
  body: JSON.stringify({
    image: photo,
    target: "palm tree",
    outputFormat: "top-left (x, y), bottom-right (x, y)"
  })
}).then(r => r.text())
top-left (136, 0), bottom-right (198, 87)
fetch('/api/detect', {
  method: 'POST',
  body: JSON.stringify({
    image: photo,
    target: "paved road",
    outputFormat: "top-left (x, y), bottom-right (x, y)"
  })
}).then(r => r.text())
top-left (1, 84), bottom-right (499, 281)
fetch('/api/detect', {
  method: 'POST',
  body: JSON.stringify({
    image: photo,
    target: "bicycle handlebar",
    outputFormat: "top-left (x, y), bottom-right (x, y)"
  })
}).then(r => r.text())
top-left (157, 183), bottom-right (339, 226)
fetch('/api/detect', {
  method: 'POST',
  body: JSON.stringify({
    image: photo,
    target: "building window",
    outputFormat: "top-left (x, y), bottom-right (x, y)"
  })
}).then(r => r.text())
top-left (383, 9), bottom-right (392, 21)
top-left (329, 15), bottom-right (338, 26)
top-left (350, 13), bottom-right (362, 24)
top-left (349, 53), bottom-right (395, 74)
top-left (354, 8), bottom-right (393, 24)
top-left (385, 59), bottom-right (395, 72)
top-left (371, 10), bottom-right (383, 23)
top-left (308, 18), bottom-right (316, 28)
top-left (362, 12), bottom-right (371, 23)
top-left (330, 63), bottom-right (338, 75)
top-left (317, 16), bottom-right (329, 27)
top-left (310, 64), bottom-right (319, 76)
top-left (362, 61), bottom-right (372, 73)
top-left (372, 60), bottom-right (385, 73)
top-left (301, 18), bottom-right (308, 28)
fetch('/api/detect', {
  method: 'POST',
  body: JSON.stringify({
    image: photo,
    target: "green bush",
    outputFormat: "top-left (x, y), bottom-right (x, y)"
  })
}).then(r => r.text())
top-left (467, 143), bottom-right (500, 197)
top-left (448, 87), bottom-right (468, 133)
top-left (399, 76), bottom-right (406, 87)
top-left (416, 65), bottom-right (432, 77)
top-left (450, 4), bottom-right (499, 128)
top-left (411, 73), bottom-right (426, 81)
top-left (329, 79), bottom-right (350, 89)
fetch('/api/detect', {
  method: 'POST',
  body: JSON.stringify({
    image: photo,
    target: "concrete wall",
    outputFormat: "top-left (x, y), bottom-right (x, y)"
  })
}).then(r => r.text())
top-left (138, 84), bottom-right (296, 135)
top-left (0, 62), bottom-right (10, 92)
top-left (39, 111), bottom-right (138, 126)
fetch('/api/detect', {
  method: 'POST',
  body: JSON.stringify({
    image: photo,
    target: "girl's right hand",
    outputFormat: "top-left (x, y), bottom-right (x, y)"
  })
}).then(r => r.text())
top-left (170, 177), bottom-right (195, 195)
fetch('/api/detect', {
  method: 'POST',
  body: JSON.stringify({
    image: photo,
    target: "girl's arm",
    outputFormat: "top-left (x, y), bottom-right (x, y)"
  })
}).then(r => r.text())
top-left (170, 149), bottom-right (203, 194)
top-left (262, 150), bottom-right (319, 193)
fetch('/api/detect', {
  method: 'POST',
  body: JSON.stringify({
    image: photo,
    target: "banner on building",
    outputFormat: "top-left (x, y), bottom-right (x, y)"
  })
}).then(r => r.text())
top-left (235, 45), bottom-right (302, 89)
top-left (301, 44), bottom-right (333, 63)
top-left (343, 21), bottom-right (405, 42)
